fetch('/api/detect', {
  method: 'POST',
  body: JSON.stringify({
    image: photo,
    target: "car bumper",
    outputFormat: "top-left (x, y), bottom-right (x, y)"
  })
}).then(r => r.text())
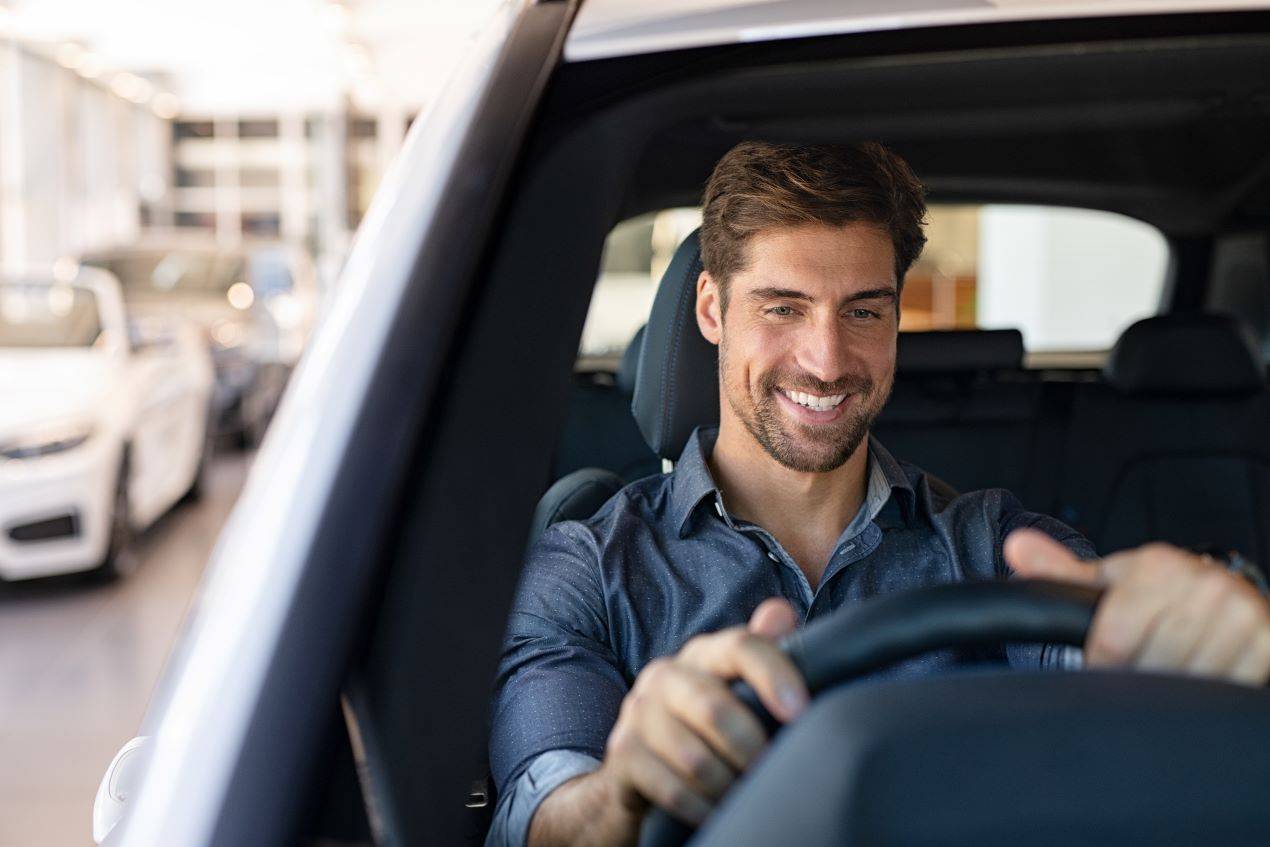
top-left (0, 437), bottom-right (118, 580)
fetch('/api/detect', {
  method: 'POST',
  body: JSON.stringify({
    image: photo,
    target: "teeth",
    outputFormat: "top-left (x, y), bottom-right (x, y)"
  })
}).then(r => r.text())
top-left (782, 389), bottom-right (847, 411)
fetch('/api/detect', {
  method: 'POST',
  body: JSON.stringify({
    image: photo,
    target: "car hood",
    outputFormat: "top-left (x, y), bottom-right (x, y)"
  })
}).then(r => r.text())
top-left (0, 349), bottom-right (113, 438)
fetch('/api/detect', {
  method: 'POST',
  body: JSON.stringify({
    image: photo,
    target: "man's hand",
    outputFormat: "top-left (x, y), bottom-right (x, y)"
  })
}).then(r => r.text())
top-left (1005, 529), bottom-right (1270, 685)
top-left (529, 598), bottom-right (805, 847)
top-left (600, 597), bottom-right (806, 824)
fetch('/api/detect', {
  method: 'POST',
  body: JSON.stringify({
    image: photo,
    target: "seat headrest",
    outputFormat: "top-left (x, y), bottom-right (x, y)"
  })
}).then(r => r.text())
top-left (1105, 314), bottom-right (1264, 395)
top-left (632, 230), bottom-right (719, 460)
top-left (616, 324), bottom-right (645, 397)
top-left (897, 329), bottom-right (1024, 374)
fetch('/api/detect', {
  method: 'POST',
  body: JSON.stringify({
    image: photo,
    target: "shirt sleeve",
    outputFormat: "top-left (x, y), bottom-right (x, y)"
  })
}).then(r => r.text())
top-left (995, 495), bottom-right (1097, 671)
top-left (484, 750), bottom-right (601, 847)
top-left (487, 521), bottom-right (630, 833)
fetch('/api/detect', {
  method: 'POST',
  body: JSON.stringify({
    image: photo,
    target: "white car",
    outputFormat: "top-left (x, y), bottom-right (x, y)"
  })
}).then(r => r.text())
top-left (0, 266), bottom-right (214, 581)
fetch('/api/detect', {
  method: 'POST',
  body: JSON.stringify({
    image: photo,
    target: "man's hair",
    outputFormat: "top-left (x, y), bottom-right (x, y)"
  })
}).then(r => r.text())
top-left (700, 141), bottom-right (927, 306)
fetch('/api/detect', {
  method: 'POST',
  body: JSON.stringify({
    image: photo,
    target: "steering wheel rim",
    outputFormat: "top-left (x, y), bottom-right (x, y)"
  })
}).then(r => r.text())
top-left (638, 579), bottom-right (1103, 847)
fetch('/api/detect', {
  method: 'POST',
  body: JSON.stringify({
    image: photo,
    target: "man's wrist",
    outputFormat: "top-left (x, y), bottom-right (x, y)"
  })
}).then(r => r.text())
top-left (529, 765), bottom-right (641, 847)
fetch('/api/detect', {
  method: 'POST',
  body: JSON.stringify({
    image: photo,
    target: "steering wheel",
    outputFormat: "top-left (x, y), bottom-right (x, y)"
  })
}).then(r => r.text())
top-left (637, 579), bottom-right (1102, 847)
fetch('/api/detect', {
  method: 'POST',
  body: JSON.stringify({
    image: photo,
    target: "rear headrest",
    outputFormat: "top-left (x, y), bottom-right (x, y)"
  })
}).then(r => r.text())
top-left (1105, 314), bottom-right (1264, 395)
top-left (632, 230), bottom-right (719, 460)
top-left (897, 329), bottom-right (1024, 374)
top-left (616, 324), bottom-right (645, 397)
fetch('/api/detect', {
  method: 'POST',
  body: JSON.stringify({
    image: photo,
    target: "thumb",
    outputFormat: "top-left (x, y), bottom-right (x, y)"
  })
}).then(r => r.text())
top-left (748, 597), bottom-right (799, 640)
top-left (1003, 528), bottom-right (1103, 586)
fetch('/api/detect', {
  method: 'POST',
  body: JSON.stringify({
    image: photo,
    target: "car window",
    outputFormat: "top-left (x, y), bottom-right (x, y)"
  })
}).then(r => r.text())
top-left (0, 283), bottom-right (102, 348)
top-left (582, 204), bottom-right (1169, 360)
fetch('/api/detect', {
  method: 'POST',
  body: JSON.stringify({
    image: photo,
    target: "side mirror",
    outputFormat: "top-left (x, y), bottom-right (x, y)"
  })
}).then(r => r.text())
top-left (92, 735), bottom-right (151, 844)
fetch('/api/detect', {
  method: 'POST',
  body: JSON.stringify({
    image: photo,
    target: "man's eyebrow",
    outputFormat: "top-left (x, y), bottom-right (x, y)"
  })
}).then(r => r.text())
top-left (747, 287), bottom-right (814, 302)
top-left (842, 287), bottom-right (898, 305)
top-left (745, 286), bottom-right (898, 305)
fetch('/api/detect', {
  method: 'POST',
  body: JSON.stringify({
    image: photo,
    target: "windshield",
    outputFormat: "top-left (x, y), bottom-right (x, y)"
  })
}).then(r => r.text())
top-left (0, 283), bottom-right (103, 348)
top-left (83, 252), bottom-right (242, 296)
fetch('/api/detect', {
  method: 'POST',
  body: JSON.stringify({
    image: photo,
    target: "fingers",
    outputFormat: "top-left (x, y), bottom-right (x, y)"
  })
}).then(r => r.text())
top-left (655, 665), bottom-right (768, 771)
top-left (1079, 542), bottom-right (1270, 686)
top-left (748, 597), bottom-right (799, 640)
top-left (603, 604), bottom-right (809, 825)
top-left (678, 627), bottom-right (808, 722)
top-left (1083, 545), bottom-right (1199, 667)
top-left (1003, 528), bottom-right (1102, 585)
top-left (1134, 568), bottom-right (1229, 671)
top-left (1185, 584), bottom-right (1270, 684)
top-left (1227, 626), bottom-right (1270, 685)
top-left (606, 722), bottom-right (714, 826)
top-left (640, 702), bottom-right (737, 800)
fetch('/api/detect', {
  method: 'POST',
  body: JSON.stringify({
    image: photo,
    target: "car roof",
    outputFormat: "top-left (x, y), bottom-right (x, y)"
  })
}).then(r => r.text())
top-left (566, 0), bottom-right (1270, 61)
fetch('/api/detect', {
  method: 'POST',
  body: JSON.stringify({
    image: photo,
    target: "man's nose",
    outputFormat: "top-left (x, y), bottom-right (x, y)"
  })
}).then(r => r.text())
top-left (794, 316), bottom-right (855, 384)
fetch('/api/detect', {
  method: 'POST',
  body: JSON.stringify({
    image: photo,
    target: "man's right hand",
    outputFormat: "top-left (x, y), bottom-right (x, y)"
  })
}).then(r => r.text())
top-left (528, 598), bottom-right (806, 847)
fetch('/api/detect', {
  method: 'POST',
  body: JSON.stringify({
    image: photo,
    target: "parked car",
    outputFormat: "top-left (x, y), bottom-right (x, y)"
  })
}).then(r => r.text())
top-left (79, 239), bottom-right (318, 447)
top-left (0, 267), bottom-right (213, 581)
top-left (95, 2), bottom-right (1270, 846)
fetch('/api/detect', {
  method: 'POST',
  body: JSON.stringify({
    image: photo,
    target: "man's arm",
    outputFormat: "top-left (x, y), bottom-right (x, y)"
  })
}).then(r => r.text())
top-left (488, 520), bottom-right (808, 847)
top-left (486, 522), bottom-right (629, 846)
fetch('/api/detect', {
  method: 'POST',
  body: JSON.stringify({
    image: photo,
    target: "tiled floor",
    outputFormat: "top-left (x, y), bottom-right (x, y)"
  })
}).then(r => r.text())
top-left (0, 452), bottom-right (251, 847)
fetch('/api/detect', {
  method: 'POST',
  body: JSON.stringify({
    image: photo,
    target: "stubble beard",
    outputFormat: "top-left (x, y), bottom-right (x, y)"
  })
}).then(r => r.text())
top-left (719, 340), bottom-right (892, 474)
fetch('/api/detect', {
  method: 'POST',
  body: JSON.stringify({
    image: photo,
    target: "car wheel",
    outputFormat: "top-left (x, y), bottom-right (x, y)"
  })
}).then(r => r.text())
top-left (95, 455), bottom-right (137, 581)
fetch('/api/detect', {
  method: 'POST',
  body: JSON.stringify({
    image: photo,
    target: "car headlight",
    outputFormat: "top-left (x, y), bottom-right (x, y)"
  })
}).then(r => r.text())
top-left (0, 422), bottom-right (94, 460)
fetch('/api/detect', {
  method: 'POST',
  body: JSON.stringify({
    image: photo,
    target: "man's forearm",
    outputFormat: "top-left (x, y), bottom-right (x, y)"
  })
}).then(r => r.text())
top-left (528, 767), bottom-right (642, 847)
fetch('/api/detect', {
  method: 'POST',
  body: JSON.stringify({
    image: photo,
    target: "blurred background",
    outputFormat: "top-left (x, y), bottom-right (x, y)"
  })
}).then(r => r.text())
top-left (0, 2), bottom-right (499, 845)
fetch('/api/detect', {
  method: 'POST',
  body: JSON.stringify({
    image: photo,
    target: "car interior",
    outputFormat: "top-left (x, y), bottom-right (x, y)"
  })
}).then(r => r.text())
top-left (275, 12), bottom-right (1270, 847)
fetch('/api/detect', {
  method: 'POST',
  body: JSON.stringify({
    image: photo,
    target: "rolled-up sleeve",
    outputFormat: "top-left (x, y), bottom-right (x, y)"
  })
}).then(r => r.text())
top-left (485, 750), bottom-right (601, 847)
top-left (487, 521), bottom-right (629, 844)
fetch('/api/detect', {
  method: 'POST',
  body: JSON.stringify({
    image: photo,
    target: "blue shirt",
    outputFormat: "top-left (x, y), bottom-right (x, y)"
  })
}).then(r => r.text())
top-left (486, 428), bottom-right (1093, 846)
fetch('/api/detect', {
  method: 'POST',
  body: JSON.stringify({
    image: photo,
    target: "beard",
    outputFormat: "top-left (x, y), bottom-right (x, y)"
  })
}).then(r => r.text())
top-left (719, 342), bottom-right (892, 474)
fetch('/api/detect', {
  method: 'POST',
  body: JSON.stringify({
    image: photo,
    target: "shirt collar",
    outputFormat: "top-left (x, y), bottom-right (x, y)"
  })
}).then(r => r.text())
top-left (670, 426), bottom-right (915, 539)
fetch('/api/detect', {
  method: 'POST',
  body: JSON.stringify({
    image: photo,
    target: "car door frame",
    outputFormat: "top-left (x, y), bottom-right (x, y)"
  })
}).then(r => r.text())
top-left (112, 3), bottom-right (578, 846)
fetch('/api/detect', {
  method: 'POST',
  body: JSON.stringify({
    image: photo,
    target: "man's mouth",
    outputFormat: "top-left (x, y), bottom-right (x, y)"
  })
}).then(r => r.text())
top-left (778, 388), bottom-right (848, 412)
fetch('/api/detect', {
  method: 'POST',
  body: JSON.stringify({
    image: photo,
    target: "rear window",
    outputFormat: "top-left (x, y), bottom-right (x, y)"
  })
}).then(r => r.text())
top-left (582, 204), bottom-right (1168, 360)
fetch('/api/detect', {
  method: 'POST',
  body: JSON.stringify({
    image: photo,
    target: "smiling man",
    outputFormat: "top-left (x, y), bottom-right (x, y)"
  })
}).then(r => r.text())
top-left (486, 142), bottom-right (1270, 847)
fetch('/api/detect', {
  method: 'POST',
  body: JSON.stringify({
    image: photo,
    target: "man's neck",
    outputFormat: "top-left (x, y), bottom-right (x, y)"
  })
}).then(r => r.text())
top-left (707, 416), bottom-right (870, 585)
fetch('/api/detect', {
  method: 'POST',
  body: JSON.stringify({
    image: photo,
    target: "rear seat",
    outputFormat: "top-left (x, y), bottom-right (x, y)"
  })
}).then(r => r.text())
top-left (556, 312), bottom-right (1269, 571)
top-left (873, 329), bottom-right (1049, 501)
top-left (1053, 314), bottom-right (1270, 564)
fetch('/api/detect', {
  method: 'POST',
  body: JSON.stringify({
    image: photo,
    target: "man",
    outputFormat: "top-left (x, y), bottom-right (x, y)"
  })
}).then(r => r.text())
top-left (487, 142), bottom-right (1270, 847)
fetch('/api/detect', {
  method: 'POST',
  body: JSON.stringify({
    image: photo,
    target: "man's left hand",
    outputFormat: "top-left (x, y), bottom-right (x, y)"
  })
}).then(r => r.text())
top-left (1004, 529), bottom-right (1270, 686)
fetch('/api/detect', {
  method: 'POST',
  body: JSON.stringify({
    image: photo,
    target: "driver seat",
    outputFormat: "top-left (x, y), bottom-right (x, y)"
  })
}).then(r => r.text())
top-left (530, 228), bottom-right (714, 542)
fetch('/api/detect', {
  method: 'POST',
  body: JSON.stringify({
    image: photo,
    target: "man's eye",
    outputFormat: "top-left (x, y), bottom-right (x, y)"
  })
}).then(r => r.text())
top-left (849, 308), bottom-right (880, 320)
top-left (767, 305), bottom-right (796, 317)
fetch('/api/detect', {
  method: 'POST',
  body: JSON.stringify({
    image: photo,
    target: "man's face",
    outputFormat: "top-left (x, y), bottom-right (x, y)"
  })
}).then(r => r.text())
top-left (697, 222), bottom-right (899, 473)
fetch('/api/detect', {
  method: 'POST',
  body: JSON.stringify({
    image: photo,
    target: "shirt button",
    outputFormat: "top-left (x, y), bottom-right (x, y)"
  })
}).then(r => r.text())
top-left (767, 552), bottom-right (780, 563)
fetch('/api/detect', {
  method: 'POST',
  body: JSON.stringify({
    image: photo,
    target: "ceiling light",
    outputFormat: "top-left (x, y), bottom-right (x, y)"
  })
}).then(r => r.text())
top-left (56, 43), bottom-right (85, 70)
top-left (151, 93), bottom-right (180, 120)
top-left (111, 73), bottom-right (145, 100)
top-left (78, 53), bottom-right (106, 80)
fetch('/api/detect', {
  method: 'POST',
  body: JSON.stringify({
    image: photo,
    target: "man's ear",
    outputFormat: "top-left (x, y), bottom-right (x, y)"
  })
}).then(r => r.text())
top-left (696, 271), bottom-right (723, 346)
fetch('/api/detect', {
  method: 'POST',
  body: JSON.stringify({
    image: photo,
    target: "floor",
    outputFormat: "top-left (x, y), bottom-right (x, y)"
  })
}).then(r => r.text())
top-left (0, 452), bottom-right (251, 847)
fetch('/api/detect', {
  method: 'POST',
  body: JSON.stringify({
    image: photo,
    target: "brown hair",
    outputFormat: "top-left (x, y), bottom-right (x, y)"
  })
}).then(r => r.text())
top-left (700, 141), bottom-right (927, 306)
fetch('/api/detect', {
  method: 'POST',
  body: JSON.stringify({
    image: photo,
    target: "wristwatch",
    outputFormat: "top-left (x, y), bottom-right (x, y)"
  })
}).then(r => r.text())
top-left (1195, 546), bottom-right (1268, 595)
